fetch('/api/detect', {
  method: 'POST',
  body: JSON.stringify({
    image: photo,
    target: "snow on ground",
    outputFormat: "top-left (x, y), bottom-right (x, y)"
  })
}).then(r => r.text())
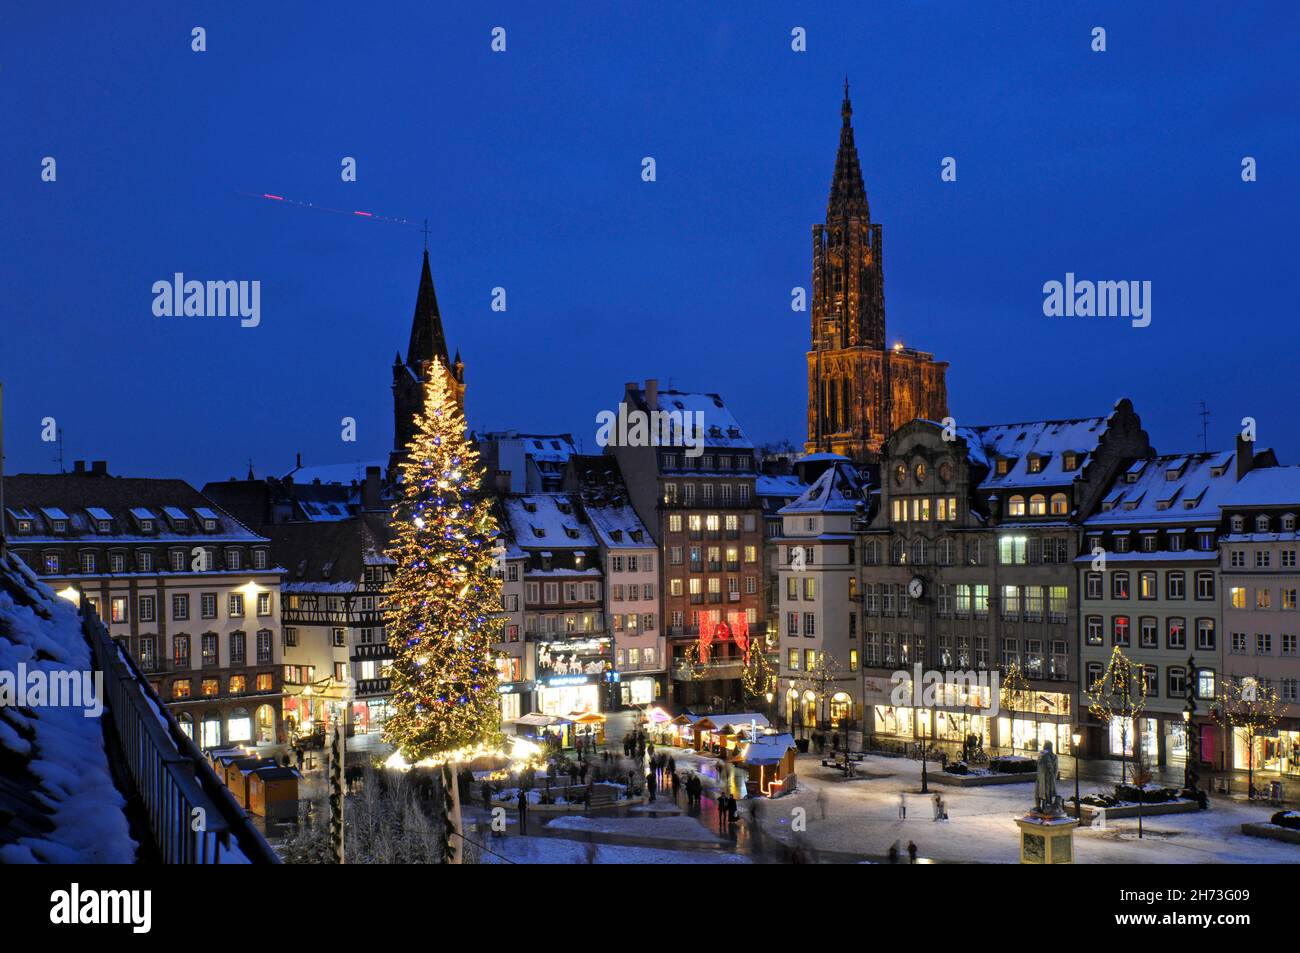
top-left (737, 749), bottom-right (1300, 863)
top-left (547, 813), bottom-right (724, 843)
top-left (482, 837), bottom-right (750, 865)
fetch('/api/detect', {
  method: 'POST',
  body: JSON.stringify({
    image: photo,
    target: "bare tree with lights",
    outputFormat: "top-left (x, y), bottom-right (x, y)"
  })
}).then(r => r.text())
top-left (1211, 675), bottom-right (1280, 798)
top-left (1085, 646), bottom-right (1148, 784)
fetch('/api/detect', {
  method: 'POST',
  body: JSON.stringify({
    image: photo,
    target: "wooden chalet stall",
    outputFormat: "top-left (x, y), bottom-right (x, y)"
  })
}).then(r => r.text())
top-left (247, 766), bottom-right (301, 819)
top-left (734, 733), bottom-right (798, 797)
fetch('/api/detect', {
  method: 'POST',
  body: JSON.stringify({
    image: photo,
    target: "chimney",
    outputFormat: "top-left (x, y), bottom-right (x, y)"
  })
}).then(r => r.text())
top-left (624, 381), bottom-right (638, 405)
top-left (1236, 434), bottom-right (1254, 480)
top-left (645, 378), bottom-right (659, 411)
top-left (73, 461), bottom-right (86, 475)
top-left (90, 460), bottom-right (107, 476)
top-left (363, 466), bottom-right (382, 511)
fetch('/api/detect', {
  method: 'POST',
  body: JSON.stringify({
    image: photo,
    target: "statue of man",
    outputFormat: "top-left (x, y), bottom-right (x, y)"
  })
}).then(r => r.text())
top-left (1035, 741), bottom-right (1059, 812)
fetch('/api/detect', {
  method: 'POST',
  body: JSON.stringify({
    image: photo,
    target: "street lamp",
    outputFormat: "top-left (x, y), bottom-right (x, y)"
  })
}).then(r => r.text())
top-left (1071, 730), bottom-right (1083, 818)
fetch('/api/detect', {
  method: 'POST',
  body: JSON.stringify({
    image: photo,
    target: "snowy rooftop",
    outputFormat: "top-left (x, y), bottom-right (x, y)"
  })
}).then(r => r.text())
top-left (756, 474), bottom-right (807, 498)
top-left (0, 552), bottom-right (138, 863)
top-left (581, 499), bottom-right (653, 549)
top-left (501, 495), bottom-right (597, 550)
top-left (780, 462), bottom-right (866, 515)
top-left (1220, 465), bottom-right (1300, 508)
top-left (633, 388), bottom-right (753, 450)
top-left (1085, 452), bottom-right (1240, 527)
top-left (955, 416), bottom-right (1108, 490)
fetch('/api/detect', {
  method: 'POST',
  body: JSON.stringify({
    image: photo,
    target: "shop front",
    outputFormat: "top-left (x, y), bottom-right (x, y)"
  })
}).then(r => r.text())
top-left (498, 682), bottom-right (528, 723)
top-left (1235, 727), bottom-right (1300, 776)
top-left (996, 690), bottom-right (1073, 756)
top-left (536, 674), bottom-right (601, 717)
top-left (618, 673), bottom-right (662, 708)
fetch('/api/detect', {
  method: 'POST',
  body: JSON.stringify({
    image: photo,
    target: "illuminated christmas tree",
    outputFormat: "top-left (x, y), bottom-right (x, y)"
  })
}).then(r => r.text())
top-left (384, 359), bottom-right (503, 764)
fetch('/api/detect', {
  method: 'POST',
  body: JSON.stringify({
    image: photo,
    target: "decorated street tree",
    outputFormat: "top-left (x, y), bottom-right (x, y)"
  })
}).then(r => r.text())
top-left (741, 643), bottom-right (777, 709)
top-left (1085, 646), bottom-right (1148, 784)
top-left (384, 359), bottom-right (503, 858)
top-left (796, 651), bottom-right (844, 737)
top-left (1211, 675), bottom-right (1280, 798)
top-left (998, 661), bottom-right (1034, 756)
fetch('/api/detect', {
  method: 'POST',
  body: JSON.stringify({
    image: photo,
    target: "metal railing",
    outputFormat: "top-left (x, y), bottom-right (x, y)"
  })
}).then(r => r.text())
top-left (83, 600), bottom-right (280, 864)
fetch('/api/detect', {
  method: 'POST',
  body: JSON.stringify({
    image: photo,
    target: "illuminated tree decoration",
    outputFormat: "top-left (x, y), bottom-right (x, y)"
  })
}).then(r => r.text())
top-left (1085, 646), bottom-right (1148, 784)
top-left (1211, 675), bottom-right (1280, 796)
top-left (741, 643), bottom-right (776, 706)
top-left (796, 651), bottom-right (843, 729)
top-left (998, 661), bottom-right (1034, 755)
top-left (384, 358), bottom-right (503, 763)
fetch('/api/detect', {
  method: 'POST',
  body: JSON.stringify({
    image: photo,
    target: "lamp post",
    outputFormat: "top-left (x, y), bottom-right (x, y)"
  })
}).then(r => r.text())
top-left (1071, 730), bottom-right (1083, 818)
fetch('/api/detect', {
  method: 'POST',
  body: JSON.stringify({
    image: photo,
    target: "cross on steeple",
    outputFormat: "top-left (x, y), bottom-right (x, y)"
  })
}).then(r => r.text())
top-left (420, 218), bottom-right (430, 251)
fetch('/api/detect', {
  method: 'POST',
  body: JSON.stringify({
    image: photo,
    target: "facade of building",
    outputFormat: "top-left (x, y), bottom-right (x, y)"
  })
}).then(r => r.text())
top-left (567, 454), bottom-right (664, 709)
top-left (267, 515), bottom-right (395, 739)
top-left (4, 463), bottom-right (284, 749)
top-left (805, 84), bottom-right (948, 462)
top-left (1218, 464), bottom-right (1300, 777)
top-left (851, 402), bottom-right (1152, 753)
top-left (1076, 448), bottom-right (1255, 768)
top-left (611, 380), bottom-right (767, 712)
top-left (776, 461), bottom-right (868, 733)
top-left (479, 432), bottom-right (577, 494)
top-left (498, 493), bottom-right (611, 718)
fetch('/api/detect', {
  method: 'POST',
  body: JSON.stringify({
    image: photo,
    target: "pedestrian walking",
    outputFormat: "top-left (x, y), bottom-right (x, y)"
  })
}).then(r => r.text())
top-left (646, 770), bottom-right (657, 802)
top-left (726, 794), bottom-right (739, 834)
top-left (887, 841), bottom-right (900, 864)
top-left (907, 840), bottom-right (918, 864)
top-left (932, 793), bottom-right (941, 821)
top-left (898, 793), bottom-right (907, 820)
top-left (517, 789), bottom-right (528, 836)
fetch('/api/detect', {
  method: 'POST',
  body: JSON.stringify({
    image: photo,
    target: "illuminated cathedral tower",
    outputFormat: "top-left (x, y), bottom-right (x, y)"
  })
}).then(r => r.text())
top-left (806, 81), bottom-right (949, 462)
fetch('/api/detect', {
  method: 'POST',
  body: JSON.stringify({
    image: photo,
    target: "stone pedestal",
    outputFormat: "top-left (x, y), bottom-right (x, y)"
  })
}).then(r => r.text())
top-left (1015, 812), bottom-right (1079, 864)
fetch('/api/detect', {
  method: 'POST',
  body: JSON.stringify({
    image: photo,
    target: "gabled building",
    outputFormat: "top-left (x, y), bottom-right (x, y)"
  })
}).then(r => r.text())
top-left (3, 463), bottom-right (284, 750)
top-left (568, 454), bottom-right (664, 708)
top-left (854, 400), bottom-right (1152, 752)
top-left (609, 380), bottom-right (767, 712)
top-left (777, 461), bottom-right (870, 732)
top-left (1217, 459), bottom-right (1299, 777)
top-left (1078, 438), bottom-right (1273, 769)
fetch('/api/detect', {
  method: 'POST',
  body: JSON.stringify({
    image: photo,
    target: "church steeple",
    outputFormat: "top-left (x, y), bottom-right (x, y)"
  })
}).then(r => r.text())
top-left (827, 78), bottom-right (869, 221)
top-left (390, 250), bottom-right (466, 482)
top-left (406, 250), bottom-right (450, 370)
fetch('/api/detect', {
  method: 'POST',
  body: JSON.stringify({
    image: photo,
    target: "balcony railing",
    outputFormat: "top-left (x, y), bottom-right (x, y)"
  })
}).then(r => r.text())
top-left (85, 601), bottom-right (279, 864)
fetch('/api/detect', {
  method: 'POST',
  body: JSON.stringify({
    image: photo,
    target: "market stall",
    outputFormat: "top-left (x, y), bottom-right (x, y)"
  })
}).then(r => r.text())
top-left (734, 733), bottom-right (797, 797)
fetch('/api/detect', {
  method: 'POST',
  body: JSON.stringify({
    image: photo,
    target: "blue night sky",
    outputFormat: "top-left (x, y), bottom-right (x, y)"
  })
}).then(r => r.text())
top-left (3, 2), bottom-right (1298, 485)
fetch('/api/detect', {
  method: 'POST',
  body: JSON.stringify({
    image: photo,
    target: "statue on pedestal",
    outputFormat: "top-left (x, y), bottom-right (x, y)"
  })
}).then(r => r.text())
top-left (1034, 741), bottom-right (1064, 815)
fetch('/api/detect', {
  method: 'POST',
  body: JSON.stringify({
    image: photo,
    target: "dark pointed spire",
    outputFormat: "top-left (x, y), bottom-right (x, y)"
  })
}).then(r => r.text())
top-left (828, 79), bottom-right (870, 220)
top-left (406, 250), bottom-right (450, 370)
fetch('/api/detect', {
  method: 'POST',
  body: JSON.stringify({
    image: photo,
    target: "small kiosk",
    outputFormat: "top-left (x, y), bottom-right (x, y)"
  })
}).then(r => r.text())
top-left (247, 765), bottom-right (302, 819)
top-left (735, 733), bottom-right (798, 798)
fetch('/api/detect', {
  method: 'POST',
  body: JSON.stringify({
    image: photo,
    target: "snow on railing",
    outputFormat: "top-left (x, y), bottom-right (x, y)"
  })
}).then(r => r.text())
top-left (81, 600), bottom-right (280, 864)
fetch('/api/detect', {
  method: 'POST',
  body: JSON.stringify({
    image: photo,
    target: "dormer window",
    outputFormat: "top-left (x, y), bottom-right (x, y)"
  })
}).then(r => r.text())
top-left (17, 520), bottom-right (31, 533)
top-left (1256, 515), bottom-right (1270, 533)
top-left (203, 519), bottom-right (217, 532)
top-left (1284, 513), bottom-right (1297, 532)
top-left (226, 549), bottom-right (242, 571)
top-left (1062, 452), bottom-right (1078, 472)
top-left (996, 459), bottom-right (1011, 476)
top-left (97, 520), bottom-right (111, 533)
top-left (1026, 456), bottom-right (1043, 474)
top-left (1231, 515), bottom-right (1245, 532)
top-left (52, 520), bottom-right (67, 534)
top-left (140, 520), bottom-right (154, 533)
top-left (253, 549), bottom-right (268, 570)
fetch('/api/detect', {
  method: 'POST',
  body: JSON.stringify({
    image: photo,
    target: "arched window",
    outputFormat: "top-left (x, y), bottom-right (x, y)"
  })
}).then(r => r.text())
top-left (830, 692), bottom-right (852, 726)
top-left (938, 538), bottom-right (954, 565)
top-left (1008, 495), bottom-right (1026, 517)
top-left (912, 538), bottom-right (928, 565)
top-left (802, 691), bottom-right (817, 730)
top-left (227, 707), bottom-right (252, 743)
top-left (175, 712), bottom-right (195, 740)
top-left (1029, 494), bottom-right (1047, 516)
top-left (786, 689), bottom-right (799, 728)
top-left (1050, 492), bottom-right (1069, 515)
top-left (865, 540), bottom-right (881, 565)
top-left (254, 704), bottom-right (277, 745)
top-left (892, 540), bottom-right (907, 565)
top-left (201, 712), bottom-right (222, 749)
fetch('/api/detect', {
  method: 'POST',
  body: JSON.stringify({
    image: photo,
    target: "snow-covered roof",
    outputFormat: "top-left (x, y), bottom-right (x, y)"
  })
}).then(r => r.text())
top-left (780, 462), bottom-right (865, 514)
top-left (285, 459), bottom-right (385, 486)
top-left (163, 506), bottom-right (190, 521)
top-left (1086, 451), bottom-right (1239, 527)
top-left (738, 733), bottom-right (797, 766)
top-left (500, 495), bottom-right (597, 550)
top-left (0, 553), bottom-right (138, 862)
top-left (582, 499), bottom-right (653, 549)
top-left (1221, 466), bottom-right (1300, 508)
top-left (85, 507), bottom-right (112, 522)
top-left (652, 390), bottom-right (753, 449)
top-left (957, 416), bottom-right (1107, 490)
top-left (756, 474), bottom-right (806, 498)
top-left (39, 507), bottom-right (69, 521)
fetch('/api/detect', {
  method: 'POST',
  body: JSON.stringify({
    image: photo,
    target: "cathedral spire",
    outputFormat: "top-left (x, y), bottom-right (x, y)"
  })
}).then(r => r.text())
top-left (406, 250), bottom-right (450, 370)
top-left (828, 79), bottom-right (869, 220)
